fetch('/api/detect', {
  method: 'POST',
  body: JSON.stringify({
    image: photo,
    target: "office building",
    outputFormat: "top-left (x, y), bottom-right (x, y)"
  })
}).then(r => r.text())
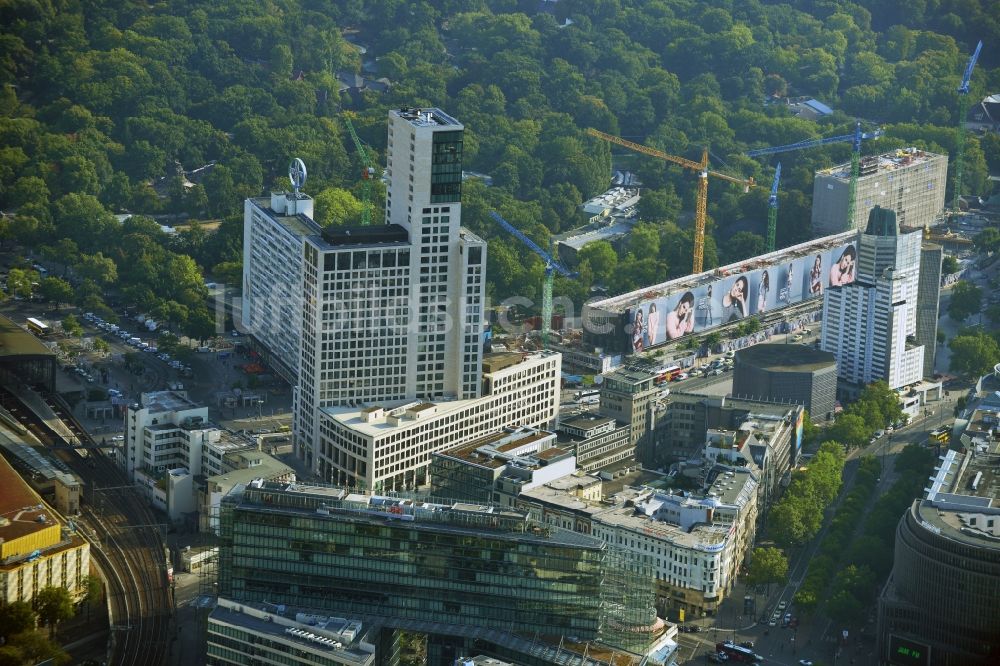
top-left (517, 467), bottom-right (759, 619)
top-left (876, 448), bottom-right (1000, 666)
top-left (0, 456), bottom-right (90, 605)
top-left (732, 344), bottom-right (837, 420)
top-left (429, 427), bottom-right (575, 505)
top-left (217, 480), bottom-right (672, 664)
top-left (556, 414), bottom-right (633, 472)
top-left (592, 472), bottom-right (758, 618)
top-left (315, 351), bottom-right (560, 491)
top-left (207, 597), bottom-right (383, 666)
top-left (916, 243), bottom-right (943, 377)
top-left (120, 391), bottom-right (274, 524)
top-left (199, 450), bottom-right (295, 534)
top-left (811, 148), bottom-right (947, 235)
top-left (599, 367), bottom-right (660, 447)
top-left (642, 393), bottom-right (801, 512)
top-left (242, 191), bottom-right (315, 383)
top-left (821, 207), bottom-right (925, 390)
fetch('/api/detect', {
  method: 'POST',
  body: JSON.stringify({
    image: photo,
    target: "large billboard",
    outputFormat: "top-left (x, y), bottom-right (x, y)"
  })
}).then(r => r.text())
top-left (623, 240), bottom-right (857, 353)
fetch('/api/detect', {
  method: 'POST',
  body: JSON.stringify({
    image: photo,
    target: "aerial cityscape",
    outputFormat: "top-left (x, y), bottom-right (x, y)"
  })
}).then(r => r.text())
top-left (1, 2), bottom-right (999, 666)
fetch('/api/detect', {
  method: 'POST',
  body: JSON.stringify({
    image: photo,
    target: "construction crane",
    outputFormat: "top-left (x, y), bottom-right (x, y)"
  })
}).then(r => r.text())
top-left (586, 128), bottom-right (754, 274)
top-left (766, 163), bottom-right (781, 253)
top-left (953, 40), bottom-right (983, 212)
top-left (488, 211), bottom-right (578, 348)
top-left (746, 122), bottom-right (883, 232)
top-left (343, 113), bottom-right (377, 225)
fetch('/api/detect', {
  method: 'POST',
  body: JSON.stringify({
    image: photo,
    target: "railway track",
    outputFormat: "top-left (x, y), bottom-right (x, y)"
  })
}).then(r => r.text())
top-left (1, 386), bottom-right (171, 665)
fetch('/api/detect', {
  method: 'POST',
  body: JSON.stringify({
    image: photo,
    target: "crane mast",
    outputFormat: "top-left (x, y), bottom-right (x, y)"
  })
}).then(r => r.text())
top-left (953, 40), bottom-right (983, 212)
top-left (586, 128), bottom-right (753, 274)
top-left (344, 114), bottom-right (376, 226)
top-left (488, 211), bottom-right (577, 348)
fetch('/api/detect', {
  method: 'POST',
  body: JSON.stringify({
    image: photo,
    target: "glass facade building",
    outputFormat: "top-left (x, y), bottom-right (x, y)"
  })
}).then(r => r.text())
top-left (217, 481), bottom-right (662, 662)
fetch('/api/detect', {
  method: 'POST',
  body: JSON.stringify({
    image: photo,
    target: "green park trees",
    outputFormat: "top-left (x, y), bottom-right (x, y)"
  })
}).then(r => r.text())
top-left (770, 442), bottom-right (845, 549)
top-left (950, 329), bottom-right (1000, 377)
top-left (745, 546), bottom-right (788, 592)
top-left (947, 280), bottom-right (983, 322)
top-left (33, 586), bottom-right (74, 637)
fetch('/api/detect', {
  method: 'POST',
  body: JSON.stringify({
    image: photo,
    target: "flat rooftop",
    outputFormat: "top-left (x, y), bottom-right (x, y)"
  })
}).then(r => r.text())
top-left (250, 196), bottom-right (321, 238)
top-left (818, 147), bottom-right (945, 181)
top-left (210, 597), bottom-right (374, 664)
top-left (0, 314), bottom-right (54, 358)
top-left (559, 415), bottom-right (617, 432)
top-left (231, 480), bottom-right (602, 549)
top-left (595, 504), bottom-right (731, 551)
top-left (392, 106), bottom-right (462, 129)
top-left (735, 343), bottom-right (836, 372)
top-left (320, 223), bottom-right (409, 247)
top-left (140, 390), bottom-right (202, 414)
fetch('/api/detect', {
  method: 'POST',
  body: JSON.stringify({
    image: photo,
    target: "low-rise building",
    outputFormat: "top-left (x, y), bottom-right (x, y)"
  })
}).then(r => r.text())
top-left (429, 427), bottom-right (574, 505)
top-left (199, 450), bottom-right (296, 534)
top-left (592, 468), bottom-right (758, 618)
top-left (0, 457), bottom-right (90, 605)
top-left (556, 414), bottom-right (632, 471)
top-left (207, 597), bottom-right (382, 666)
top-left (317, 351), bottom-right (561, 491)
top-left (642, 393), bottom-right (801, 511)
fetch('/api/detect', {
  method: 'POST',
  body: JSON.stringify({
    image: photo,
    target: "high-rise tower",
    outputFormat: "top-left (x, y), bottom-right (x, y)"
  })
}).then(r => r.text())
top-left (821, 207), bottom-right (925, 389)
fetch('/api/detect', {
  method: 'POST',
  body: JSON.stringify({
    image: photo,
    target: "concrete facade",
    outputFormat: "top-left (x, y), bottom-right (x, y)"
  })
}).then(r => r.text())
top-left (732, 343), bottom-right (837, 420)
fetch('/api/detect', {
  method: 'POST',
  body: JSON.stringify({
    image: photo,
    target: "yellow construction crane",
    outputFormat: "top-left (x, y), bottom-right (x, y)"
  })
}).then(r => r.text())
top-left (586, 128), bottom-right (755, 274)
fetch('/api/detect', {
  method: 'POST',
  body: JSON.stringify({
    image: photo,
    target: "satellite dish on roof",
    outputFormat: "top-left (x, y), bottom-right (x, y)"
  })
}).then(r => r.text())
top-left (289, 158), bottom-right (307, 193)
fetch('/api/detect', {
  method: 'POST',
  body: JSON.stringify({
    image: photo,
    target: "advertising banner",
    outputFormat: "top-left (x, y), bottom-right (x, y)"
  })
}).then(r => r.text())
top-left (623, 240), bottom-right (857, 351)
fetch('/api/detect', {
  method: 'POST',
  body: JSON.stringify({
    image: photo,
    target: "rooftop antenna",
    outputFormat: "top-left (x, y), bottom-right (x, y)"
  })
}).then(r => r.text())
top-left (289, 157), bottom-right (307, 195)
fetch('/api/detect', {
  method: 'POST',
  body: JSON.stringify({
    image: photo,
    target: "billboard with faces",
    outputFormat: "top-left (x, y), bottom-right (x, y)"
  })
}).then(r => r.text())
top-left (623, 240), bottom-right (857, 352)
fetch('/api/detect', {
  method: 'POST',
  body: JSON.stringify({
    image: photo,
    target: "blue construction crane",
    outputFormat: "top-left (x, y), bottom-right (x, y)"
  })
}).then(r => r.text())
top-left (747, 122), bottom-right (883, 237)
top-left (766, 163), bottom-right (781, 253)
top-left (953, 40), bottom-right (983, 212)
top-left (489, 211), bottom-right (577, 347)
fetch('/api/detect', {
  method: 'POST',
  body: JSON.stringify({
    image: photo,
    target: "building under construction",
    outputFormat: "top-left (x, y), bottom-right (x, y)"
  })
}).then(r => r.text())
top-left (811, 147), bottom-right (948, 235)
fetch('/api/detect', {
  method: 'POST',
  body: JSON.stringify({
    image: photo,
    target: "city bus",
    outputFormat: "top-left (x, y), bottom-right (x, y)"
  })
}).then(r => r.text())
top-left (716, 642), bottom-right (763, 663)
top-left (930, 426), bottom-right (950, 445)
top-left (26, 317), bottom-right (49, 337)
top-left (654, 365), bottom-right (683, 384)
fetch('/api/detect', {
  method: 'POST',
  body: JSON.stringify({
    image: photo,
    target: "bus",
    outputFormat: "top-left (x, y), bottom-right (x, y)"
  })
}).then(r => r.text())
top-left (26, 317), bottom-right (49, 337)
top-left (930, 426), bottom-right (950, 444)
top-left (654, 365), bottom-right (682, 384)
top-left (716, 642), bottom-right (763, 663)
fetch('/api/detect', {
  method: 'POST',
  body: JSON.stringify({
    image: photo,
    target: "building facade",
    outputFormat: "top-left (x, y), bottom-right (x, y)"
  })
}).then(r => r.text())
top-left (732, 344), bottom-right (837, 420)
top-left (877, 449), bottom-right (1000, 666)
top-left (599, 367), bottom-right (659, 447)
top-left (207, 597), bottom-right (382, 666)
top-left (0, 457), bottom-right (90, 605)
top-left (314, 352), bottom-right (561, 491)
top-left (811, 148), bottom-right (947, 235)
top-left (592, 472), bottom-right (758, 618)
top-left (217, 480), bottom-right (668, 663)
top-left (241, 192), bottom-right (315, 382)
top-left (916, 243), bottom-right (943, 378)
top-left (556, 414), bottom-right (633, 472)
top-left (429, 427), bottom-right (574, 505)
top-left (821, 207), bottom-right (925, 390)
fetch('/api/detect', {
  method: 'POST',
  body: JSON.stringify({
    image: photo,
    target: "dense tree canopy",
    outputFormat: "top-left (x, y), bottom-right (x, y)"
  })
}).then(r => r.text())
top-left (0, 0), bottom-right (996, 315)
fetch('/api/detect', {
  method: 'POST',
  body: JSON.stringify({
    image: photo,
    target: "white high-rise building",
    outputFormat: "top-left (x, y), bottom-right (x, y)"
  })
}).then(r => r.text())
top-left (242, 108), bottom-right (557, 484)
top-left (242, 192), bottom-right (315, 382)
top-left (821, 207), bottom-right (924, 389)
